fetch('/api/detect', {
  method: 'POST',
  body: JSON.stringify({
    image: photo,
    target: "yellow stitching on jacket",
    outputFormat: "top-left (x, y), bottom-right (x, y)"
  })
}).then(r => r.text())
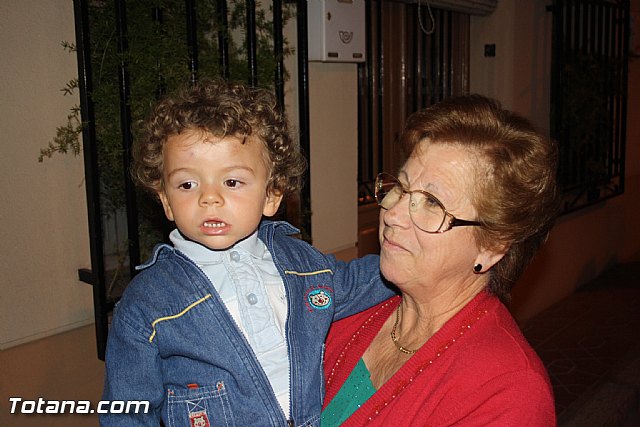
top-left (148, 294), bottom-right (212, 343)
top-left (284, 269), bottom-right (333, 276)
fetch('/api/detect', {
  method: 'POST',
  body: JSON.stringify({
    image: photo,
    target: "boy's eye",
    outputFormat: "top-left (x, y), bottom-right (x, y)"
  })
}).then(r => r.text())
top-left (224, 179), bottom-right (242, 188)
top-left (178, 181), bottom-right (197, 190)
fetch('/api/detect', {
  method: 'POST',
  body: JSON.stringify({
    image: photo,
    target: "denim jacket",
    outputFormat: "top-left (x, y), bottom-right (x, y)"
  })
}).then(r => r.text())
top-left (101, 221), bottom-right (395, 426)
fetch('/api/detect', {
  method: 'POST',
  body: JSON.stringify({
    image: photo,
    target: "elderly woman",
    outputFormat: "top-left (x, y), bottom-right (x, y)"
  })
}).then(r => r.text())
top-left (321, 95), bottom-right (558, 426)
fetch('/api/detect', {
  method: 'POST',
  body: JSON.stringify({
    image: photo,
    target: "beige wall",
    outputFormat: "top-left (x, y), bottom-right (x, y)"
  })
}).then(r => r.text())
top-left (470, 0), bottom-right (552, 128)
top-left (308, 62), bottom-right (359, 253)
top-left (0, 1), bottom-right (93, 349)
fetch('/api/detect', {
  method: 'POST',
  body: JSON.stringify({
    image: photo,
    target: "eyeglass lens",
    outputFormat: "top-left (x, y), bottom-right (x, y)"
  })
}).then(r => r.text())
top-left (375, 174), bottom-right (447, 232)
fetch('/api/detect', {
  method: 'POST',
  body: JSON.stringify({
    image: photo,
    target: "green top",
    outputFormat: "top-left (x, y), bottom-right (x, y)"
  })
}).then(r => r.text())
top-left (321, 358), bottom-right (376, 426)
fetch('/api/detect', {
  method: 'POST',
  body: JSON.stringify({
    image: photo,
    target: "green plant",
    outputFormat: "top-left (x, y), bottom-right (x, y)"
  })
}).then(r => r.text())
top-left (38, 43), bottom-right (83, 162)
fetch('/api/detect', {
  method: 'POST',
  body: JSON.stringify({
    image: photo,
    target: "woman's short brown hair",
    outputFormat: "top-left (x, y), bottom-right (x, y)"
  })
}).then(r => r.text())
top-left (399, 94), bottom-right (560, 300)
top-left (132, 79), bottom-right (306, 197)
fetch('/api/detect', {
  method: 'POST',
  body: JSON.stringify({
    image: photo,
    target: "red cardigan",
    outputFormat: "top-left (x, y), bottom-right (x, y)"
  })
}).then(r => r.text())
top-left (323, 292), bottom-right (555, 426)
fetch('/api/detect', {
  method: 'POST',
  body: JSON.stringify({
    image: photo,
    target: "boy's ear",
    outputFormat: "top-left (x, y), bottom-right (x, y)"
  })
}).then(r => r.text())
top-left (263, 190), bottom-right (284, 217)
top-left (157, 190), bottom-right (175, 221)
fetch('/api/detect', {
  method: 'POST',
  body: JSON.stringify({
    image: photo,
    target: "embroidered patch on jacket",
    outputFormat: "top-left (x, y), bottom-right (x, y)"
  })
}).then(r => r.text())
top-left (305, 286), bottom-right (334, 311)
top-left (189, 410), bottom-right (210, 427)
top-left (187, 399), bottom-right (210, 427)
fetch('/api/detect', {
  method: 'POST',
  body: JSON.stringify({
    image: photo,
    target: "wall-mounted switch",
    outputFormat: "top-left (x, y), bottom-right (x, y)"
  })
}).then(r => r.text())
top-left (484, 44), bottom-right (496, 57)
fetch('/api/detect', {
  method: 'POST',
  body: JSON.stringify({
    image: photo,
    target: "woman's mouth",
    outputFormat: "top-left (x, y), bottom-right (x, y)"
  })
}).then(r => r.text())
top-left (382, 233), bottom-right (407, 252)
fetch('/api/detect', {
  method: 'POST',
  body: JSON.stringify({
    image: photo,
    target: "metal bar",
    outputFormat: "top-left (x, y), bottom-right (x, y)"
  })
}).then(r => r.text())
top-left (358, 0), bottom-right (373, 185)
top-left (152, 7), bottom-right (167, 99)
top-left (365, 0), bottom-right (374, 180)
top-left (273, 0), bottom-right (285, 108)
top-left (296, 0), bottom-right (311, 239)
top-left (73, 0), bottom-right (109, 361)
top-left (216, 0), bottom-right (230, 79)
top-left (421, 5), bottom-right (429, 107)
top-left (595, 1), bottom-right (604, 171)
top-left (185, 0), bottom-right (199, 84)
top-left (151, 6), bottom-right (172, 243)
top-left (246, 0), bottom-right (258, 86)
top-left (357, 58), bottom-right (365, 182)
top-left (411, 4), bottom-right (421, 111)
top-left (446, 11), bottom-right (452, 97)
top-left (589, 1), bottom-right (596, 55)
top-left (580, 0), bottom-right (588, 56)
top-left (604, 3), bottom-right (613, 178)
top-left (614, 2), bottom-right (622, 175)
top-left (550, 0), bottom-right (564, 186)
top-left (438, 9), bottom-right (445, 101)
top-left (429, 10), bottom-right (437, 105)
top-left (376, 0), bottom-right (383, 173)
top-left (617, 0), bottom-right (629, 193)
top-left (114, 0), bottom-right (141, 279)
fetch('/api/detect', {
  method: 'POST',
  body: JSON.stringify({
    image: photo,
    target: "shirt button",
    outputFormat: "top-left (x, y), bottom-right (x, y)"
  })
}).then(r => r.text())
top-left (230, 251), bottom-right (240, 262)
top-left (247, 293), bottom-right (258, 305)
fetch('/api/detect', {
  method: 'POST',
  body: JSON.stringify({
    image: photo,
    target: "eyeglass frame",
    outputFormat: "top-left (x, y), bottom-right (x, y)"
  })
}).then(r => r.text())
top-left (374, 172), bottom-right (482, 233)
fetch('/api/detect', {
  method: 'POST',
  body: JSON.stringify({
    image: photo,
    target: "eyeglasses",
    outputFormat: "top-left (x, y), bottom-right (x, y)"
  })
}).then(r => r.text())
top-left (374, 172), bottom-right (482, 233)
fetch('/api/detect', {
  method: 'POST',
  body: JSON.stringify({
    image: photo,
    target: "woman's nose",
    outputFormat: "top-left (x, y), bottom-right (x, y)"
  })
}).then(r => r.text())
top-left (382, 192), bottom-right (411, 227)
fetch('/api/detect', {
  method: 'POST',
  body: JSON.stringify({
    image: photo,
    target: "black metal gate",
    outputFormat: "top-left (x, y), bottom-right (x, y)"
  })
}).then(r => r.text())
top-left (72, 0), bottom-right (311, 360)
top-left (550, 0), bottom-right (629, 212)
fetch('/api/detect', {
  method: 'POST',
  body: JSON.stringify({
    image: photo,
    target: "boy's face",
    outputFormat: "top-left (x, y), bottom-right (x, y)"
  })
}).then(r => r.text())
top-left (157, 130), bottom-right (282, 250)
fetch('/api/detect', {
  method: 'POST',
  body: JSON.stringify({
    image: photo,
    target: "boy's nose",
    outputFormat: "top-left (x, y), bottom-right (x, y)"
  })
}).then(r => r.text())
top-left (199, 186), bottom-right (223, 206)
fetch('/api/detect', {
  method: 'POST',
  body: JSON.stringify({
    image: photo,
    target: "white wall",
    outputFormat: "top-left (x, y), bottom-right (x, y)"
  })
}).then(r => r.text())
top-left (0, 1), bottom-right (94, 349)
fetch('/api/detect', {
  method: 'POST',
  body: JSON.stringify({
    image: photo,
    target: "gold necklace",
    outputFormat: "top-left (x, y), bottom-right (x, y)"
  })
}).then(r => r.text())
top-left (390, 304), bottom-right (418, 355)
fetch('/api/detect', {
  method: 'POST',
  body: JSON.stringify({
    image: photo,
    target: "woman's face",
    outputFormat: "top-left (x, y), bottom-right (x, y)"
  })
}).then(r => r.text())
top-left (378, 142), bottom-right (486, 295)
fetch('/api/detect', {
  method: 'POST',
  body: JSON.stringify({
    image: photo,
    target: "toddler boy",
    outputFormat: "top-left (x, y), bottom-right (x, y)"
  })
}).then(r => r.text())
top-left (101, 80), bottom-right (394, 426)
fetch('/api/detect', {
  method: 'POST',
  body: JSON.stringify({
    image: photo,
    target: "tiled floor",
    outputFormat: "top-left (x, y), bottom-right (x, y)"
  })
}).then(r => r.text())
top-left (521, 262), bottom-right (640, 426)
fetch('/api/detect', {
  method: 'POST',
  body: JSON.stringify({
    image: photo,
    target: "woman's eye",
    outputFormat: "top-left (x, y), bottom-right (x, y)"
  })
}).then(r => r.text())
top-left (424, 194), bottom-right (441, 209)
top-left (178, 181), bottom-right (197, 190)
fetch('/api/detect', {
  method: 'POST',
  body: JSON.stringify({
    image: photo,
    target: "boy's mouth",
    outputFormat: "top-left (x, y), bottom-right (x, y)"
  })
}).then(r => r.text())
top-left (203, 220), bottom-right (227, 228)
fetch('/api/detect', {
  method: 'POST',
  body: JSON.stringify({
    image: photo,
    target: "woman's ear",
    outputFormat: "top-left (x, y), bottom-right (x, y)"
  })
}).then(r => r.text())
top-left (263, 190), bottom-right (284, 217)
top-left (474, 243), bottom-right (510, 273)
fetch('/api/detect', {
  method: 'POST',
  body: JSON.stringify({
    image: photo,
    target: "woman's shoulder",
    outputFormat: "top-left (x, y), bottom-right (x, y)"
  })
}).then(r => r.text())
top-left (450, 294), bottom-right (549, 380)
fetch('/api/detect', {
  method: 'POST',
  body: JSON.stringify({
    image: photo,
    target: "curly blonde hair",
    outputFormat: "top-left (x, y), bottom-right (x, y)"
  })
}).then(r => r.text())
top-left (399, 95), bottom-right (560, 301)
top-left (132, 79), bottom-right (306, 198)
